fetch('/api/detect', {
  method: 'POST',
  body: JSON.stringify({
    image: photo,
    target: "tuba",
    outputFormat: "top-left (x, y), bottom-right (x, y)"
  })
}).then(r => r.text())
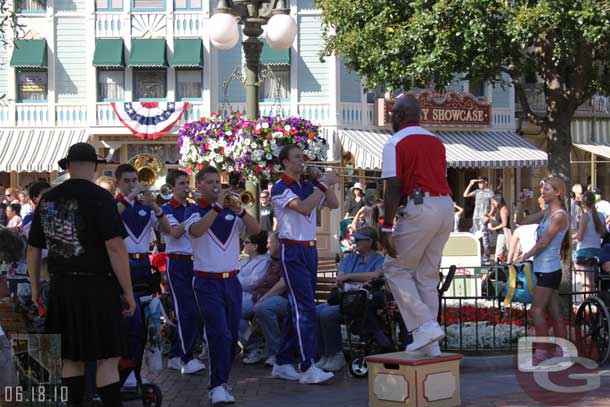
top-left (127, 154), bottom-right (167, 187)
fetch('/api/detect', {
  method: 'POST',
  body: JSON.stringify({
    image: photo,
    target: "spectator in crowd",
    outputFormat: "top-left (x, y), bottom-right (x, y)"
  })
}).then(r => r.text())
top-left (4, 188), bottom-right (19, 205)
top-left (507, 196), bottom-right (546, 264)
top-left (344, 183), bottom-right (365, 219)
top-left (244, 232), bottom-right (289, 366)
top-left (6, 203), bottom-right (22, 229)
top-left (258, 190), bottom-right (276, 232)
top-left (570, 184), bottom-right (583, 231)
top-left (350, 195), bottom-right (379, 230)
top-left (463, 176), bottom-right (494, 264)
top-left (22, 182), bottom-right (51, 239)
top-left (453, 202), bottom-right (464, 232)
top-left (594, 188), bottom-right (610, 219)
top-left (316, 227), bottom-right (384, 372)
top-left (487, 193), bottom-right (511, 264)
top-left (239, 231), bottom-right (271, 357)
top-left (95, 176), bottom-right (116, 197)
top-left (18, 191), bottom-right (33, 218)
top-left (0, 186), bottom-right (7, 226)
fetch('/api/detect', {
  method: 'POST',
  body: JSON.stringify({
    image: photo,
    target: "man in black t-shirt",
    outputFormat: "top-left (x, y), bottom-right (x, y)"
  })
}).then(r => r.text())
top-left (27, 142), bottom-right (135, 407)
top-left (259, 190), bottom-right (276, 231)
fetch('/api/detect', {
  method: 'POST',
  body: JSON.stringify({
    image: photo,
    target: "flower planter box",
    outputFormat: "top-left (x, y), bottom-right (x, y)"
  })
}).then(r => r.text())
top-left (366, 352), bottom-right (462, 407)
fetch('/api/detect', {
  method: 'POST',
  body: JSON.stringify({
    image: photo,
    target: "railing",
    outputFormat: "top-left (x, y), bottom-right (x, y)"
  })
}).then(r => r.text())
top-left (56, 105), bottom-right (87, 127)
top-left (96, 102), bottom-right (120, 127)
top-left (297, 103), bottom-right (332, 125)
top-left (179, 102), bottom-right (206, 125)
top-left (174, 13), bottom-right (205, 37)
top-left (339, 103), bottom-right (375, 128)
top-left (516, 85), bottom-right (610, 116)
top-left (492, 107), bottom-right (515, 130)
top-left (219, 102), bottom-right (293, 118)
top-left (15, 104), bottom-right (50, 127)
top-left (0, 105), bottom-right (10, 125)
top-left (95, 13), bottom-right (124, 38)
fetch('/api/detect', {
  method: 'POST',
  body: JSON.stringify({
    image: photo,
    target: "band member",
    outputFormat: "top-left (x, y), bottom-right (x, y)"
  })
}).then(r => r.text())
top-left (27, 142), bottom-right (135, 407)
top-left (162, 170), bottom-right (206, 375)
top-left (271, 144), bottom-right (339, 384)
top-left (381, 95), bottom-right (454, 357)
top-left (184, 166), bottom-right (260, 404)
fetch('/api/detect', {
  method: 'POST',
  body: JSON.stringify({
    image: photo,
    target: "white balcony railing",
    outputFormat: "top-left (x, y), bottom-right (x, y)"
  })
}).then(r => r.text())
top-left (16, 104), bottom-right (50, 127)
top-left (179, 102), bottom-right (206, 125)
top-left (297, 103), bottom-right (331, 125)
top-left (339, 103), bottom-right (375, 127)
top-left (492, 107), bottom-right (515, 130)
top-left (96, 103), bottom-right (121, 127)
top-left (174, 13), bottom-right (205, 37)
top-left (56, 104), bottom-right (88, 127)
top-left (96, 13), bottom-right (124, 38)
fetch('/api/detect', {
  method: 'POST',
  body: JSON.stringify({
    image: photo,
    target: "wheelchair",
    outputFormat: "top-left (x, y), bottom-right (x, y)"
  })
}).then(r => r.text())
top-left (574, 258), bottom-right (610, 365)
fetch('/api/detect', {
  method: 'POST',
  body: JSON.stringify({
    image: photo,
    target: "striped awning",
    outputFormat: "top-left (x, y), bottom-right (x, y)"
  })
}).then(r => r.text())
top-left (0, 128), bottom-right (89, 172)
top-left (339, 129), bottom-right (548, 169)
top-left (573, 144), bottom-right (610, 160)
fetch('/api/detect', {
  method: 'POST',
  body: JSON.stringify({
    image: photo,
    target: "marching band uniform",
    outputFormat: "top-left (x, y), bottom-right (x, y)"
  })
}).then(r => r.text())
top-left (271, 174), bottom-right (333, 383)
top-left (184, 199), bottom-right (247, 398)
top-left (161, 197), bottom-right (205, 373)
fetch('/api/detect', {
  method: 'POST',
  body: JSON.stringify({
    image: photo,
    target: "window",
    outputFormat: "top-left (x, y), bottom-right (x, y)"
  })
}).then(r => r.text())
top-left (132, 0), bottom-right (164, 10)
top-left (260, 66), bottom-right (289, 101)
top-left (134, 69), bottom-right (166, 100)
top-left (469, 80), bottom-right (486, 99)
top-left (16, 0), bottom-right (46, 12)
top-left (96, 0), bottom-right (123, 10)
top-left (176, 69), bottom-right (202, 100)
top-left (17, 70), bottom-right (47, 101)
top-left (174, 0), bottom-right (201, 9)
top-left (97, 70), bottom-right (124, 101)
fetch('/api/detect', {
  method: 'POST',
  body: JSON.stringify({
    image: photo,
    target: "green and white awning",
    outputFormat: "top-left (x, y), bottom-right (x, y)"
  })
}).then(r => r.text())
top-left (128, 39), bottom-right (167, 67)
top-left (10, 39), bottom-right (47, 68)
top-left (339, 129), bottom-right (548, 169)
top-left (93, 39), bottom-right (125, 68)
top-left (172, 39), bottom-right (203, 67)
top-left (260, 39), bottom-right (290, 65)
top-left (0, 128), bottom-right (89, 172)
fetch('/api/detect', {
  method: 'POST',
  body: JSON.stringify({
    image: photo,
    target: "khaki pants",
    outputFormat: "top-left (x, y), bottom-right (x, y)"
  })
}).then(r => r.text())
top-left (384, 196), bottom-right (454, 330)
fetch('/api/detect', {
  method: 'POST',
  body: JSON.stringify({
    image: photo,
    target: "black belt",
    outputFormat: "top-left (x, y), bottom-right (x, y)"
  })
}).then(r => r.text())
top-left (51, 271), bottom-right (113, 277)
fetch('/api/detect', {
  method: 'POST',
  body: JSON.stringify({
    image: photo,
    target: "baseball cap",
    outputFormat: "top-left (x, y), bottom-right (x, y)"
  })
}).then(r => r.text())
top-left (58, 142), bottom-right (106, 170)
top-left (351, 226), bottom-right (379, 242)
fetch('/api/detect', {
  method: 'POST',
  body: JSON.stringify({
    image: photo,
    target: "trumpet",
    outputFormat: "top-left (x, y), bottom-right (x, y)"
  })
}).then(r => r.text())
top-left (223, 190), bottom-right (256, 209)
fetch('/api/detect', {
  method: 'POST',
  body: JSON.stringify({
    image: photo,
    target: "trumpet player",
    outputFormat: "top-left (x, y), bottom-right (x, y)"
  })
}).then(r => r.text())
top-left (184, 166), bottom-right (260, 405)
top-left (270, 144), bottom-right (339, 384)
top-left (161, 170), bottom-right (206, 375)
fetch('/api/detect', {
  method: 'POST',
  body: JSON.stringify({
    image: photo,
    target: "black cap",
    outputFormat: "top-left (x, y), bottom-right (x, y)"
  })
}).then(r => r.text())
top-left (58, 142), bottom-right (106, 170)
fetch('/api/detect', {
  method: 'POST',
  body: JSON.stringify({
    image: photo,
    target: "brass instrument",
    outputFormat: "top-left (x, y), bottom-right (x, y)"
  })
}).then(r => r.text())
top-left (224, 190), bottom-right (256, 209)
top-left (127, 154), bottom-right (167, 186)
top-left (159, 183), bottom-right (173, 199)
top-left (302, 163), bottom-right (380, 180)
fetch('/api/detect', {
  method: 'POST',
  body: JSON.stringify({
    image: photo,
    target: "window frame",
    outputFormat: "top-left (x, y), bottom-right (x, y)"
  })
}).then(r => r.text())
top-left (131, 0), bottom-right (165, 11)
top-left (95, 0), bottom-right (123, 11)
top-left (175, 68), bottom-right (203, 101)
top-left (15, 0), bottom-right (47, 14)
top-left (259, 65), bottom-right (290, 102)
top-left (133, 68), bottom-right (167, 101)
top-left (174, 0), bottom-right (202, 10)
top-left (16, 69), bottom-right (48, 103)
top-left (97, 68), bottom-right (125, 102)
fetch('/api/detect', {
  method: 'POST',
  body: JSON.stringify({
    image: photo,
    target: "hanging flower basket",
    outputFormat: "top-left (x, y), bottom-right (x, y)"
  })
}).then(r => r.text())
top-left (178, 112), bottom-right (329, 182)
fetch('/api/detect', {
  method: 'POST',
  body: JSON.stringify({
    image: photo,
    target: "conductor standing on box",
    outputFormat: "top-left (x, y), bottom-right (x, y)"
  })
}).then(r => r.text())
top-left (381, 95), bottom-right (454, 357)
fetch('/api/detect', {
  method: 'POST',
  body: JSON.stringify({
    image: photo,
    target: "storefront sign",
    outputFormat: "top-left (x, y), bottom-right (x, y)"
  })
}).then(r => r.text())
top-left (381, 91), bottom-right (492, 128)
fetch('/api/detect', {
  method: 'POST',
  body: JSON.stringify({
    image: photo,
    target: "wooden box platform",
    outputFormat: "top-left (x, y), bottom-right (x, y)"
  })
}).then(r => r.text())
top-left (366, 352), bottom-right (462, 407)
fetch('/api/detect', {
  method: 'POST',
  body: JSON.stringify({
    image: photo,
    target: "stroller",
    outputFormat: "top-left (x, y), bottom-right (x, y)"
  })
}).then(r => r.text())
top-left (340, 266), bottom-right (457, 378)
top-left (119, 264), bottom-right (163, 407)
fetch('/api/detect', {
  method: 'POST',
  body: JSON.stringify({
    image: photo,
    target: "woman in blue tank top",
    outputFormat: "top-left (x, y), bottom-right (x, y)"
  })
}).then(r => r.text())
top-left (513, 177), bottom-right (570, 362)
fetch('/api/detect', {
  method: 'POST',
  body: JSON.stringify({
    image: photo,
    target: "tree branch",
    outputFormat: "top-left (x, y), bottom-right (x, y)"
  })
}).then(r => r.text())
top-left (502, 66), bottom-right (547, 127)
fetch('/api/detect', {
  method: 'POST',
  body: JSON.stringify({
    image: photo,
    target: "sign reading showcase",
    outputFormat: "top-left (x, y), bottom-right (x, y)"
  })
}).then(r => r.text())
top-left (381, 91), bottom-right (492, 128)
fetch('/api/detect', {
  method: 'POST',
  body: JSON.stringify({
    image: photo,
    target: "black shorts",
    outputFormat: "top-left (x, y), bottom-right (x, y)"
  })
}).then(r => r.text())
top-left (535, 270), bottom-right (562, 290)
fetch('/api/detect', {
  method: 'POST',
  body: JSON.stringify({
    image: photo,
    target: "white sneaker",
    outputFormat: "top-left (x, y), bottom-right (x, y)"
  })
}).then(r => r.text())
top-left (406, 321), bottom-right (445, 352)
top-left (242, 348), bottom-right (268, 365)
top-left (323, 352), bottom-right (346, 372)
top-left (315, 355), bottom-right (328, 369)
top-left (167, 357), bottom-right (183, 371)
top-left (406, 341), bottom-right (442, 357)
top-left (264, 356), bottom-right (276, 367)
top-left (272, 363), bottom-right (300, 381)
top-left (299, 364), bottom-right (334, 384)
top-left (209, 384), bottom-right (236, 404)
top-left (122, 371), bottom-right (150, 388)
top-left (181, 358), bottom-right (206, 374)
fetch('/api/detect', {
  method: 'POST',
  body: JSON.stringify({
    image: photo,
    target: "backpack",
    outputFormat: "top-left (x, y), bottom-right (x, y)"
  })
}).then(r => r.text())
top-left (502, 262), bottom-right (537, 307)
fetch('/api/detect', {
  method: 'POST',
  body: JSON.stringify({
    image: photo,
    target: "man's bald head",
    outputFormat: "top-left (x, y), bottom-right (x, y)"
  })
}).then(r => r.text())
top-left (391, 95), bottom-right (421, 131)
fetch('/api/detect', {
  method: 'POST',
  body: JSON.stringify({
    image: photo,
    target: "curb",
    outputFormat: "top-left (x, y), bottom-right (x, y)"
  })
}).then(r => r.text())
top-left (460, 354), bottom-right (515, 372)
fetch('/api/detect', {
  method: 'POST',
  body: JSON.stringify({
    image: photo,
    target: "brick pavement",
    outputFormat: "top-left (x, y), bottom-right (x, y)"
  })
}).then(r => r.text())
top-left (125, 355), bottom-right (610, 407)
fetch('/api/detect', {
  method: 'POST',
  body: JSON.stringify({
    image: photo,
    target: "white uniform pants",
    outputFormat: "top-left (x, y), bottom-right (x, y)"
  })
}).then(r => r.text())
top-left (384, 196), bottom-right (454, 330)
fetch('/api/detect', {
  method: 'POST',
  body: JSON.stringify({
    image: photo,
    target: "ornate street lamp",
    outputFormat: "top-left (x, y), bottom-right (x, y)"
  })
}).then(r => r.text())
top-left (209, 0), bottom-right (297, 120)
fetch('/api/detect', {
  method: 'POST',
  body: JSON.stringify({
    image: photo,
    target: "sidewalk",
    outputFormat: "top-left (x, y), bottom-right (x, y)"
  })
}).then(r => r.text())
top-left (128, 354), bottom-right (610, 406)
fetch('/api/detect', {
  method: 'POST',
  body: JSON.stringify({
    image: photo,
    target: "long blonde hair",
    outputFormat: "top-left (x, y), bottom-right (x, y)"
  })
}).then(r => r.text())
top-left (544, 177), bottom-right (571, 263)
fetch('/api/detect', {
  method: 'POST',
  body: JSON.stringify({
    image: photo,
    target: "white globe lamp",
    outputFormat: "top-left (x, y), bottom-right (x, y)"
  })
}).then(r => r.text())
top-left (265, 14), bottom-right (296, 50)
top-left (209, 12), bottom-right (239, 50)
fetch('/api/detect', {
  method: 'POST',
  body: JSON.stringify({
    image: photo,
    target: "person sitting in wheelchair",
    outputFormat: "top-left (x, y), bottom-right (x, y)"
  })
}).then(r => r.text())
top-left (316, 226), bottom-right (384, 372)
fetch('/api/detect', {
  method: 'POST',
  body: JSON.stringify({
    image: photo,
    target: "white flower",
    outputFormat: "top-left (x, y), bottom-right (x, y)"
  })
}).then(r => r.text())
top-left (272, 131), bottom-right (283, 139)
top-left (225, 130), bottom-right (233, 136)
top-left (265, 153), bottom-right (273, 160)
top-left (284, 125), bottom-right (291, 131)
top-left (261, 122), bottom-right (269, 129)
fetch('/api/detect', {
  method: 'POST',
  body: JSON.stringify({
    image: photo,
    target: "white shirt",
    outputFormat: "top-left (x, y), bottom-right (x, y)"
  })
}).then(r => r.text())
top-left (238, 253), bottom-right (271, 294)
top-left (161, 199), bottom-right (194, 255)
top-left (117, 195), bottom-right (158, 253)
top-left (271, 175), bottom-right (325, 241)
top-left (184, 202), bottom-right (246, 272)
